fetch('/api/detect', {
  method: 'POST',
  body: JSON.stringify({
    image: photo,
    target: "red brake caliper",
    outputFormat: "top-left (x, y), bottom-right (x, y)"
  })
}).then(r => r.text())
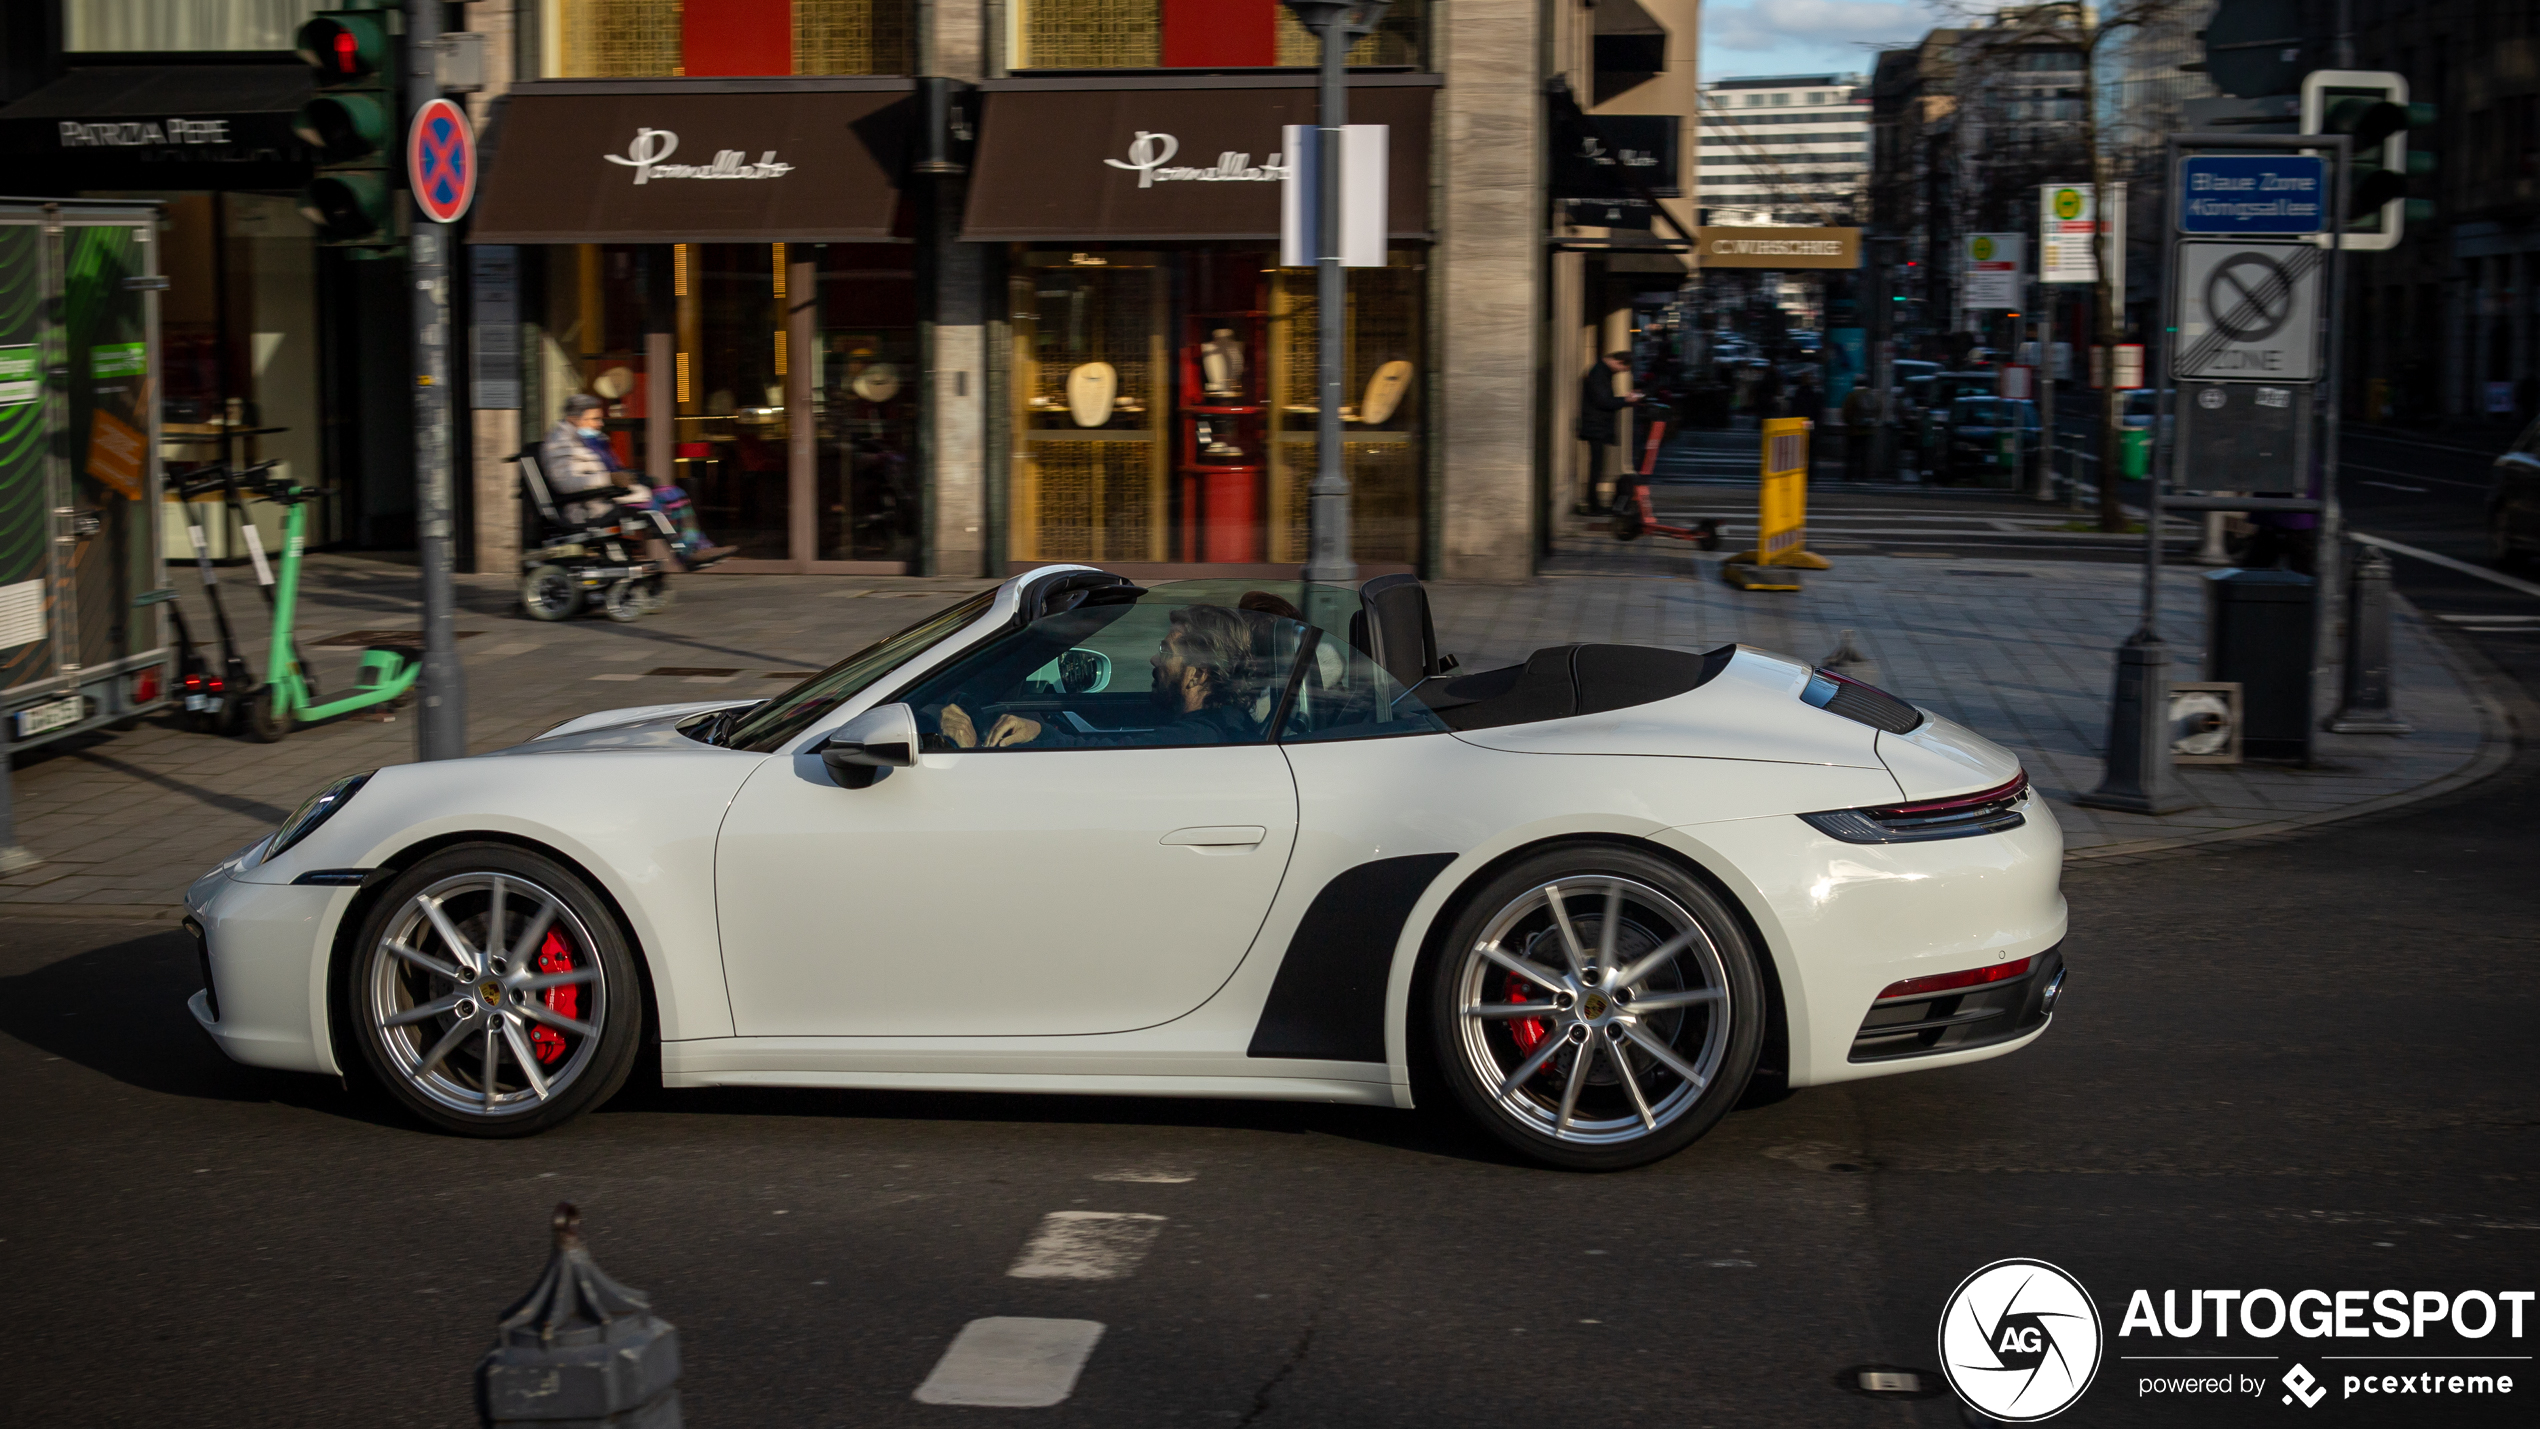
top-left (1506, 973), bottom-right (1547, 1055)
top-left (532, 929), bottom-right (576, 1064)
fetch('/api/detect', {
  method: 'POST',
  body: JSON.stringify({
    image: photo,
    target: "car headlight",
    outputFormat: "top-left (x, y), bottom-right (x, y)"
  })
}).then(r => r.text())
top-left (265, 772), bottom-right (372, 862)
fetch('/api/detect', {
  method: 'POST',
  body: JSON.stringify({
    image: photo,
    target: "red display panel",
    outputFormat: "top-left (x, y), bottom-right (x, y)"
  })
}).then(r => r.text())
top-left (1163, 0), bottom-right (1277, 68)
top-left (683, 0), bottom-right (792, 76)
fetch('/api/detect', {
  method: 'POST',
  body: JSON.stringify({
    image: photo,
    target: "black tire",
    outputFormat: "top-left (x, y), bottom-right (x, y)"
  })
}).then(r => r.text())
top-left (601, 579), bottom-right (646, 623)
top-left (343, 843), bottom-right (644, 1138)
top-left (243, 686), bottom-right (290, 743)
top-left (520, 564), bottom-right (581, 622)
top-left (1424, 844), bottom-right (1764, 1171)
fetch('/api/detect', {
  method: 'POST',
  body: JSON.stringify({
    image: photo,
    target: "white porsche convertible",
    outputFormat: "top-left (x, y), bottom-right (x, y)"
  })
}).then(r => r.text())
top-left (187, 567), bottom-right (2066, 1170)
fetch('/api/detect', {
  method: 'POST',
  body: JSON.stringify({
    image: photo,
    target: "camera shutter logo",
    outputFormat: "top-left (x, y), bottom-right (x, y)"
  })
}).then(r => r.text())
top-left (1938, 1259), bottom-right (2103, 1421)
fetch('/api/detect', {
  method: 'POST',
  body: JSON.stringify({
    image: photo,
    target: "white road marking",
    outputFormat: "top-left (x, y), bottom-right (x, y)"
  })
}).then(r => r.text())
top-left (2439, 613), bottom-right (2540, 626)
top-left (912, 1317), bottom-right (1106, 1407)
top-left (588, 673), bottom-right (642, 681)
top-left (1007, 1211), bottom-right (1166, 1280)
top-left (2362, 480), bottom-right (2429, 493)
top-left (1091, 1167), bottom-right (1197, 1184)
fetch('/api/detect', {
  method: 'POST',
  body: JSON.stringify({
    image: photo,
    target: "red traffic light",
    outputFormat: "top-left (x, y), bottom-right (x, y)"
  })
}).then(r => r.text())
top-left (295, 14), bottom-right (388, 82)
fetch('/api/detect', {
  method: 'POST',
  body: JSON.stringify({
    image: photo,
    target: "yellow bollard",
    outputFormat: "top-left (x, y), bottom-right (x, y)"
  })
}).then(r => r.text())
top-left (1723, 418), bottom-right (1829, 589)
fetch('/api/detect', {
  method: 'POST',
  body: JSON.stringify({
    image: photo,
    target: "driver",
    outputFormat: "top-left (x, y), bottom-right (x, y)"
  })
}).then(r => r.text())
top-left (940, 605), bottom-right (1262, 749)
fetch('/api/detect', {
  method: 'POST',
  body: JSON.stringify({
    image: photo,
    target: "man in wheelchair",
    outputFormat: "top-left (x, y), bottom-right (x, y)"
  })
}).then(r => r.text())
top-left (542, 394), bottom-right (736, 566)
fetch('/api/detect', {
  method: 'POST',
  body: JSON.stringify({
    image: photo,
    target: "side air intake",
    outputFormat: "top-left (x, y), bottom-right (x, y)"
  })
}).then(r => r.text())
top-left (1801, 667), bottom-right (1923, 734)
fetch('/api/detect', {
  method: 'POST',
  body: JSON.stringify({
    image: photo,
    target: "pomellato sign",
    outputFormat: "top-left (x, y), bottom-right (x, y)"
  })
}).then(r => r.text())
top-left (1103, 131), bottom-right (1286, 188)
top-left (603, 128), bottom-right (794, 184)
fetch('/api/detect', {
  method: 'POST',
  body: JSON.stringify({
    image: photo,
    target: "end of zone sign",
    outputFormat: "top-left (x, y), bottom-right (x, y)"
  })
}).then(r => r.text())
top-left (2178, 155), bottom-right (2323, 234)
top-left (409, 98), bottom-right (476, 225)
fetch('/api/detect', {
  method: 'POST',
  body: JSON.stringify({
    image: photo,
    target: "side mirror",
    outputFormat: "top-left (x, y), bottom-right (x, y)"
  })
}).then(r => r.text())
top-left (819, 703), bottom-right (919, 789)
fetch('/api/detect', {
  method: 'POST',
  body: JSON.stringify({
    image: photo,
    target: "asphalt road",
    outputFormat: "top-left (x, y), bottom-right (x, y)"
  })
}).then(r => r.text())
top-left (4, 641), bottom-right (2535, 1427)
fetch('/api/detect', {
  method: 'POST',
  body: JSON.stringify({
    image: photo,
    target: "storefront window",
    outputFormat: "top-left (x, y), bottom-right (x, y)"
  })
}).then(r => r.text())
top-left (676, 243), bottom-right (791, 560)
top-left (815, 245), bottom-right (919, 562)
top-left (1008, 246), bottom-right (1422, 568)
top-left (556, 0), bottom-right (912, 77)
top-left (1012, 0), bottom-right (1424, 70)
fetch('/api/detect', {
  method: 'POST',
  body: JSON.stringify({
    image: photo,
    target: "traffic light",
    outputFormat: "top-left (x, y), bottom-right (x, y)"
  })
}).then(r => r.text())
top-left (293, 2), bottom-right (398, 247)
top-left (2302, 69), bottom-right (2435, 251)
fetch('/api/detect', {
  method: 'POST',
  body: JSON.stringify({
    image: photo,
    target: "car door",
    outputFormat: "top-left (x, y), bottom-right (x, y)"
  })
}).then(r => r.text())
top-left (713, 597), bottom-right (1303, 1039)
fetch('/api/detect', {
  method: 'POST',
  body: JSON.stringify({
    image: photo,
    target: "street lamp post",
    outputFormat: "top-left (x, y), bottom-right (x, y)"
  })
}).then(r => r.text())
top-left (1281, 0), bottom-right (1387, 600)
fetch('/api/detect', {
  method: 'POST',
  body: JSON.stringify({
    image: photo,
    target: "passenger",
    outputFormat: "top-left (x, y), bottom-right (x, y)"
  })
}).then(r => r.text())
top-left (940, 605), bottom-right (1263, 748)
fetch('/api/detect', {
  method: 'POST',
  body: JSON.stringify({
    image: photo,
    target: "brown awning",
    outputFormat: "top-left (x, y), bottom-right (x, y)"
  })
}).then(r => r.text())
top-left (470, 87), bottom-right (908, 244)
top-left (962, 86), bottom-right (1430, 242)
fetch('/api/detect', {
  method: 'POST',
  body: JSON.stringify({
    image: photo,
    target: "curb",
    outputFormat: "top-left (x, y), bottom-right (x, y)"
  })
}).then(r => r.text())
top-left (2057, 595), bottom-right (2522, 864)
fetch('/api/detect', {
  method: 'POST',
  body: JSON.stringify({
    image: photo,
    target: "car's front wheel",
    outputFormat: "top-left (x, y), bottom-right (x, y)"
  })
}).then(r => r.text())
top-left (1427, 845), bottom-right (1763, 1170)
top-left (344, 844), bottom-right (643, 1137)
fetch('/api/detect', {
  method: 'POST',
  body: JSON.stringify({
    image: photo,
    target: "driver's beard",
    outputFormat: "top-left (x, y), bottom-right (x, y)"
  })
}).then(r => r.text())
top-left (1148, 671), bottom-right (1183, 714)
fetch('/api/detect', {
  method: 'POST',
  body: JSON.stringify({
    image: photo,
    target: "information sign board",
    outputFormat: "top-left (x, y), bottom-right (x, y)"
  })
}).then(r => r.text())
top-left (2177, 154), bottom-right (2325, 234)
top-left (2172, 240), bottom-right (2323, 383)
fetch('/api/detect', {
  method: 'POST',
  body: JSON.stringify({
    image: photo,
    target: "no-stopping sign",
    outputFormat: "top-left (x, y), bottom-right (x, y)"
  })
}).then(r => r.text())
top-left (2173, 240), bottom-right (2321, 383)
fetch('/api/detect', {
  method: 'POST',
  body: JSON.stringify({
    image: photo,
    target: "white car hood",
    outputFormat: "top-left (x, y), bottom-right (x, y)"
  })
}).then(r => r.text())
top-left (505, 701), bottom-right (755, 754)
top-left (528, 700), bottom-right (755, 744)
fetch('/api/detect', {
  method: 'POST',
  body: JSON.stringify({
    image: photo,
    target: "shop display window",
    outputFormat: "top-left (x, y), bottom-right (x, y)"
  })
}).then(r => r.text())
top-left (1009, 245), bottom-right (1423, 570)
top-left (815, 245), bottom-right (918, 563)
top-left (675, 243), bottom-right (790, 561)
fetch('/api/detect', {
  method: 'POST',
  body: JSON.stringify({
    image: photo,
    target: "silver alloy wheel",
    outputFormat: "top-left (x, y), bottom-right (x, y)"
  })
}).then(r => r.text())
top-left (1452, 875), bottom-right (1731, 1146)
top-left (366, 871), bottom-right (608, 1118)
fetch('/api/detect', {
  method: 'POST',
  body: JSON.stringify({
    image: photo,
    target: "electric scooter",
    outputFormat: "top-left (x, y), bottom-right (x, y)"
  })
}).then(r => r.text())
top-left (167, 464), bottom-right (266, 733)
top-left (230, 469), bottom-right (421, 742)
top-left (1610, 409), bottom-right (1723, 550)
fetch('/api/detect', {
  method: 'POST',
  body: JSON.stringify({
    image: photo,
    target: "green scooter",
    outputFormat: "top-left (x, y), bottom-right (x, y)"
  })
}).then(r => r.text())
top-left (234, 472), bottom-right (422, 742)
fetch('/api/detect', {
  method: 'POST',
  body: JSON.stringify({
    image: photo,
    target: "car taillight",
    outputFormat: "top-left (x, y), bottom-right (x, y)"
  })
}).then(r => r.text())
top-left (1800, 771), bottom-right (2029, 844)
top-left (1801, 666), bottom-right (1923, 734)
top-left (1877, 956), bottom-right (2033, 1002)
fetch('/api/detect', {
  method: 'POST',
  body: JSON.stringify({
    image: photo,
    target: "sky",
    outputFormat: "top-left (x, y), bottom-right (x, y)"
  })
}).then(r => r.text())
top-left (1699, 0), bottom-right (1945, 83)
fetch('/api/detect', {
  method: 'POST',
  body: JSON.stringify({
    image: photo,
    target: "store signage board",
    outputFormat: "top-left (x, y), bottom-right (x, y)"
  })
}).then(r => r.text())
top-left (1963, 232), bottom-right (2023, 309)
top-left (2176, 154), bottom-right (2324, 234)
top-left (409, 97), bottom-right (475, 225)
top-left (2040, 182), bottom-right (2122, 287)
top-left (1552, 115), bottom-right (1681, 200)
top-left (2172, 240), bottom-right (2322, 383)
top-left (1695, 227), bottom-right (1860, 269)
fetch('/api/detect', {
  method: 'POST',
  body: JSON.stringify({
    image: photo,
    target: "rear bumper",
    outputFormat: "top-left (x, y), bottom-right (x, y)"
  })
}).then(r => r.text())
top-left (1850, 944), bottom-right (2062, 1063)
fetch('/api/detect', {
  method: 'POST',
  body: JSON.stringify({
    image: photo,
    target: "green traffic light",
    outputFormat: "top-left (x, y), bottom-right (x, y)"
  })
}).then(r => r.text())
top-left (298, 172), bottom-right (389, 242)
top-left (291, 93), bottom-right (388, 163)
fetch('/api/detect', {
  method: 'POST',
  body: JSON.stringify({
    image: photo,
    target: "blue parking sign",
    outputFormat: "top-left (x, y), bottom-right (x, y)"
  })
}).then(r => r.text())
top-left (2177, 155), bottom-right (2325, 234)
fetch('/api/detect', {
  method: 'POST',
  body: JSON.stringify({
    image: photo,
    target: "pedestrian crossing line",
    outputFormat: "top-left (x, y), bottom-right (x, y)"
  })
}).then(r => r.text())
top-left (913, 1317), bottom-right (1107, 1407)
top-left (1007, 1211), bottom-right (1167, 1280)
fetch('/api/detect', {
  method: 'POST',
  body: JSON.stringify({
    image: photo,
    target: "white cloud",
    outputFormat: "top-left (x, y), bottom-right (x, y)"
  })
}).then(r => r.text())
top-left (1701, 0), bottom-right (1942, 78)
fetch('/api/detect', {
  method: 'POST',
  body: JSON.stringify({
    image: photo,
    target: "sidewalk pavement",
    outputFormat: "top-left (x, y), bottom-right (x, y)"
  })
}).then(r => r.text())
top-left (4, 529), bottom-right (2506, 921)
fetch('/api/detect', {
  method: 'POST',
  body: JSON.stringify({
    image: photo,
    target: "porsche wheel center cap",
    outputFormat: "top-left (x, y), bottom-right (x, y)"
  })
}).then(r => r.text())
top-left (480, 980), bottom-right (504, 1006)
top-left (1580, 992), bottom-right (1609, 1020)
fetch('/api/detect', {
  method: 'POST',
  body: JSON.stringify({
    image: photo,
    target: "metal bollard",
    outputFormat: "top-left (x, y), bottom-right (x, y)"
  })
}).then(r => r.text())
top-left (2327, 542), bottom-right (2412, 735)
top-left (478, 1204), bottom-right (682, 1429)
top-left (2076, 632), bottom-right (2198, 814)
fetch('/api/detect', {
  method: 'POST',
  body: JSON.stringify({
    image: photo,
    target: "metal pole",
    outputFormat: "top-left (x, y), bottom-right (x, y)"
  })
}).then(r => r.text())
top-left (1302, 7), bottom-right (1356, 591)
top-left (409, 0), bottom-right (466, 760)
top-left (2033, 283), bottom-right (2056, 501)
top-left (2311, 134), bottom-right (2351, 764)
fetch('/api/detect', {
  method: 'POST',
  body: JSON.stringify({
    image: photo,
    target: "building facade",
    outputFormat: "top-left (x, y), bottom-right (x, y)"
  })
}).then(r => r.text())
top-left (1695, 74), bottom-right (1866, 228)
top-left (2, 0), bottom-right (1712, 584)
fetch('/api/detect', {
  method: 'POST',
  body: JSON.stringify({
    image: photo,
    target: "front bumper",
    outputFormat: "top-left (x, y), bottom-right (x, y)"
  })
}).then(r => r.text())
top-left (184, 866), bottom-right (349, 1076)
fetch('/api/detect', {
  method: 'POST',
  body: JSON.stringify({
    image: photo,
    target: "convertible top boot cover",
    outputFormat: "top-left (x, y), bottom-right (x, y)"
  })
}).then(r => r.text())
top-left (1421, 643), bottom-right (1736, 732)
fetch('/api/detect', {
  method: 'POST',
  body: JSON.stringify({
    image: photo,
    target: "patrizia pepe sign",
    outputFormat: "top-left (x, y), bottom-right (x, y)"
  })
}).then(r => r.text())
top-left (603, 128), bottom-right (793, 185)
top-left (1103, 132), bottom-right (1286, 189)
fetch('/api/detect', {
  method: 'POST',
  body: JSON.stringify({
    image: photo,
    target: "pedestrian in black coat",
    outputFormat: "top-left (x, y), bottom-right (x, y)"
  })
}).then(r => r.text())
top-left (1576, 351), bottom-right (1642, 514)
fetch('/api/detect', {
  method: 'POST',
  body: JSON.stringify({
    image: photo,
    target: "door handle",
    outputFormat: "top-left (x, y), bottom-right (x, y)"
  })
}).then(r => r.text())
top-left (1161, 825), bottom-right (1267, 847)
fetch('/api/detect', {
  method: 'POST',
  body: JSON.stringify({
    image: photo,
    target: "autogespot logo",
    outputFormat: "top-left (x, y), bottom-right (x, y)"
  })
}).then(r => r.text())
top-left (1940, 1259), bottom-right (2105, 1421)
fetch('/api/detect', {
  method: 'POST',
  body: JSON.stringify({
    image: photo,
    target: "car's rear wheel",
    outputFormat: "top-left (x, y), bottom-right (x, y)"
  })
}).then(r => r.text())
top-left (1426, 845), bottom-right (1763, 1170)
top-left (345, 845), bottom-right (642, 1137)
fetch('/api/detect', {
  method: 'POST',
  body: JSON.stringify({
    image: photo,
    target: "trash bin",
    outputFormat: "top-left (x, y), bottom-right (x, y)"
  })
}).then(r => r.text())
top-left (2120, 426), bottom-right (2151, 479)
top-left (2204, 567), bottom-right (2315, 760)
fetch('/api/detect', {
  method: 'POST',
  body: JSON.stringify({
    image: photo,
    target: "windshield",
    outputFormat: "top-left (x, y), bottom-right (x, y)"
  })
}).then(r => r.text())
top-left (728, 588), bottom-right (997, 752)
